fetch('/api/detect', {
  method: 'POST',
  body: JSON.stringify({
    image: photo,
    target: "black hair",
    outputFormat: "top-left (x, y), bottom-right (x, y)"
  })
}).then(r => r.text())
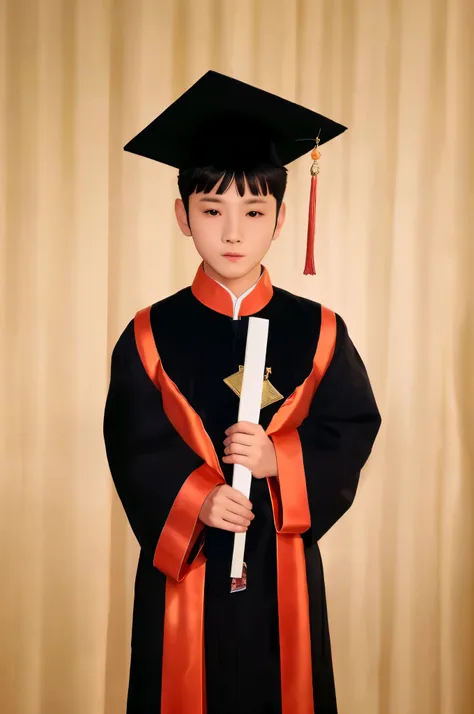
top-left (177, 164), bottom-right (288, 218)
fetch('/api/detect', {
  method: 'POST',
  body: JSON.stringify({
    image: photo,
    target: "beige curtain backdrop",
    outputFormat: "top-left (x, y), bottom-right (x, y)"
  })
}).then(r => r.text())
top-left (1, 0), bottom-right (473, 713)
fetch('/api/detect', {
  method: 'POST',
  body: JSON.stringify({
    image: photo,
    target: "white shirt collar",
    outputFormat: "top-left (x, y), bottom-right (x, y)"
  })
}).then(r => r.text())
top-left (214, 273), bottom-right (263, 320)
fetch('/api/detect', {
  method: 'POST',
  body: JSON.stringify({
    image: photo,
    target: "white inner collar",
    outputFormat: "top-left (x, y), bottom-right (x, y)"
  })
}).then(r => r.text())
top-left (215, 272), bottom-right (263, 320)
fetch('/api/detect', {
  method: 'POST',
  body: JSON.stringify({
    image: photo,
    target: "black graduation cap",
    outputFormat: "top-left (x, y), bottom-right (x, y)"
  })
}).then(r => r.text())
top-left (124, 71), bottom-right (347, 273)
top-left (124, 70), bottom-right (346, 168)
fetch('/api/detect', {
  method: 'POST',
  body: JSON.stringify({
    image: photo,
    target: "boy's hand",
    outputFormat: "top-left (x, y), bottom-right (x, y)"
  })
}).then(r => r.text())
top-left (199, 484), bottom-right (254, 532)
top-left (222, 422), bottom-right (278, 480)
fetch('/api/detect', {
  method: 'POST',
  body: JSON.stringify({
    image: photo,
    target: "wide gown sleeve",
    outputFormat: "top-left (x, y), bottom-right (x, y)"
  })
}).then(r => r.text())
top-left (271, 315), bottom-right (381, 544)
top-left (103, 322), bottom-right (222, 580)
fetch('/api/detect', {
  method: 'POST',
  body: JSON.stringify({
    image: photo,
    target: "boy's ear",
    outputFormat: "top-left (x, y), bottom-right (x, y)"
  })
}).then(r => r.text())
top-left (175, 198), bottom-right (192, 236)
top-left (272, 202), bottom-right (287, 241)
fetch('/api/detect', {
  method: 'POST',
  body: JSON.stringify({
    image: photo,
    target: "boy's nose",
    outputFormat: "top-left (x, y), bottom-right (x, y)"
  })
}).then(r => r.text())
top-left (223, 234), bottom-right (242, 243)
top-left (221, 213), bottom-right (243, 243)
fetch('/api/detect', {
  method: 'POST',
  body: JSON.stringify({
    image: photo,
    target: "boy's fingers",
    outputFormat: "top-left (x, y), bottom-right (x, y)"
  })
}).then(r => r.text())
top-left (225, 422), bottom-right (258, 437)
top-left (223, 512), bottom-right (252, 527)
top-left (224, 443), bottom-right (251, 456)
top-left (216, 519), bottom-right (247, 533)
top-left (224, 501), bottom-right (255, 520)
top-left (227, 487), bottom-right (253, 511)
top-left (223, 435), bottom-right (253, 447)
top-left (222, 454), bottom-right (249, 467)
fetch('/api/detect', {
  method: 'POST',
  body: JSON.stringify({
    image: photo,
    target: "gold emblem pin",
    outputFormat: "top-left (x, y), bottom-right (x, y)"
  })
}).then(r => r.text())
top-left (224, 366), bottom-right (284, 409)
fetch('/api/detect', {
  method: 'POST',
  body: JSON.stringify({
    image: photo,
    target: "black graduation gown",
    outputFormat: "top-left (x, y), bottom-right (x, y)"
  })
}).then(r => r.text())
top-left (103, 272), bottom-right (381, 714)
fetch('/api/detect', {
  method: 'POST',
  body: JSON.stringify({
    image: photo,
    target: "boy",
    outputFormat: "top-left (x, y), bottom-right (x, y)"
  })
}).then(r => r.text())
top-left (104, 71), bottom-right (381, 714)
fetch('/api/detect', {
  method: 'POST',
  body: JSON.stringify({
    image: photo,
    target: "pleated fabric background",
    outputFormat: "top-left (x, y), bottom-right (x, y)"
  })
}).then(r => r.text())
top-left (1, 1), bottom-right (473, 713)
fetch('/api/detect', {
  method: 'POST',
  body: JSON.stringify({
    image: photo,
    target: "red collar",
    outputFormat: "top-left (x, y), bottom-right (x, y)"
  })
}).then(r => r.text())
top-left (191, 264), bottom-right (273, 318)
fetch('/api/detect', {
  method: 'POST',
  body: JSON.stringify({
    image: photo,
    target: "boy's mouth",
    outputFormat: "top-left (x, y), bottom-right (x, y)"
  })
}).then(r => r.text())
top-left (223, 253), bottom-right (244, 261)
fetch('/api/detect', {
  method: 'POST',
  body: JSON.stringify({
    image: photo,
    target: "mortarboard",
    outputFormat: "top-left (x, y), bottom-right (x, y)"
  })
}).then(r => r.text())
top-left (124, 70), bottom-right (347, 274)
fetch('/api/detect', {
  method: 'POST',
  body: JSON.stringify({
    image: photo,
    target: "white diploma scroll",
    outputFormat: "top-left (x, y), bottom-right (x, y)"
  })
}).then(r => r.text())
top-left (230, 316), bottom-right (270, 579)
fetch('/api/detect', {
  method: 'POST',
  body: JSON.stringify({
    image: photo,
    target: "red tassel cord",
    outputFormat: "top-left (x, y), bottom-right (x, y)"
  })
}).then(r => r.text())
top-left (304, 144), bottom-right (321, 276)
top-left (304, 173), bottom-right (318, 275)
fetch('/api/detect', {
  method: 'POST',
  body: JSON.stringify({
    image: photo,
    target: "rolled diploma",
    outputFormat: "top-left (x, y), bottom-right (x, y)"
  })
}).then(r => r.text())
top-left (230, 316), bottom-right (270, 579)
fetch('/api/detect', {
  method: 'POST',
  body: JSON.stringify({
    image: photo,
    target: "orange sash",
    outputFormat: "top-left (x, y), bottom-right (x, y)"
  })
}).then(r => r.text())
top-left (134, 305), bottom-right (337, 714)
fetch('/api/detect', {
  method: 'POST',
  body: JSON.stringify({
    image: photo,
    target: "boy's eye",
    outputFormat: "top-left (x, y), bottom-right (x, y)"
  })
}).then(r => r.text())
top-left (204, 209), bottom-right (220, 217)
top-left (247, 211), bottom-right (263, 218)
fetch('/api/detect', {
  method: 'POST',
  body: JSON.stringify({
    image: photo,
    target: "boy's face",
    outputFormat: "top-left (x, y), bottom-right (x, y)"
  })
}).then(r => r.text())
top-left (175, 178), bottom-right (286, 282)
